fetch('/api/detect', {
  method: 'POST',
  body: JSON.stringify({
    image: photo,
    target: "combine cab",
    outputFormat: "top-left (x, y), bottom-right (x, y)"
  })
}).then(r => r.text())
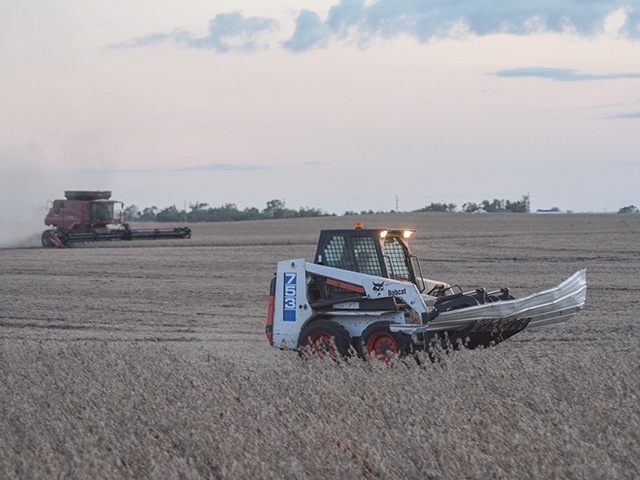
top-left (266, 225), bottom-right (586, 360)
top-left (42, 191), bottom-right (191, 248)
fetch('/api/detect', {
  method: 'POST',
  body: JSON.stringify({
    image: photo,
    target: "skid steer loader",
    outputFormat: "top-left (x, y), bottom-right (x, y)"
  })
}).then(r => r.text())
top-left (266, 225), bottom-right (586, 361)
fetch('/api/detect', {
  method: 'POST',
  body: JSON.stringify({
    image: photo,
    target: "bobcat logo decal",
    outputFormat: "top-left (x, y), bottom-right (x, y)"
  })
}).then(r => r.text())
top-left (372, 281), bottom-right (386, 292)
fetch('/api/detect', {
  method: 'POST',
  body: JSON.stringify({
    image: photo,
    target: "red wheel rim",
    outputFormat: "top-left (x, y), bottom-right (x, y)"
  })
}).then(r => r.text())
top-left (367, 332), bottom-right (397, 362)
top-left (308, 332), bottom-right (335, 358)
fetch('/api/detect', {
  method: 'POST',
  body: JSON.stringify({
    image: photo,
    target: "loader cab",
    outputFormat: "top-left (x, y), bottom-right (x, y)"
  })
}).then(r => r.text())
top-left (314, 227), bottom-right (426, 292)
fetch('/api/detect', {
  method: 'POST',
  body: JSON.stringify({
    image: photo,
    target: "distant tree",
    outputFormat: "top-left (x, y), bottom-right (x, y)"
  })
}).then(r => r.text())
top-left (415, 202), bottom-right (457, 212)
top-left (462, 194), bottom-right (530, 213)
top-left (505, 194), bottom-right (531, 213)
top-left (209, 203), bottom-right (241, 221)
top-left (297, 206), bottom-right (326, 218)
top-left (263, 199), bottom-right (285, 219)
top-left (186, 202), bottom-right (210, 222)
top-left (123, 204), bottom-right (139, 221)
top-left (190, 202), bottom-right (209, 211)
top-left (156, 205), bottom-right (184, 222)
top-left (242, 207), bottom-right (262, 220)
top-left (462, 202), bottom-right (479, 213)
top-left (481, 199), bottom-right (504, 212)
top-left (139, 206), bottom-right (158, 221)
top-left (618, 205), bottom-right (639, 214)
top-left (343, 210), bottom-right (358, 216)
top-left (283, 208), bottom-right (298, 219)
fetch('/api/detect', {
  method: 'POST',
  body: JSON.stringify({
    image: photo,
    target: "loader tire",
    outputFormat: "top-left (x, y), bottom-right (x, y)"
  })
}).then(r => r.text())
top-left (360, 321), bottom-right (411, 363)
top-left (298, 320), bottom-right (351, 359)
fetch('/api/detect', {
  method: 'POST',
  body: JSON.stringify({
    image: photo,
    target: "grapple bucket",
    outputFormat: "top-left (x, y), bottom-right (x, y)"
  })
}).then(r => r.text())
top-left (391, 270), bottom-right (587, 349)
top-left (425, 316), bottom-right (531, 350)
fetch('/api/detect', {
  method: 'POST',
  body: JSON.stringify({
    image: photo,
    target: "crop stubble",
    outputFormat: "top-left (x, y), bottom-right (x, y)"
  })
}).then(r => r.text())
top-left (1, 213), bottom-right (639, 479)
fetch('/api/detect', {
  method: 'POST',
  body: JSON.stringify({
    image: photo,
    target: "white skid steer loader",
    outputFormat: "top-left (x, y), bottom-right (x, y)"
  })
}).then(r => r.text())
top-left (266, 225), bottom-right (586, 361)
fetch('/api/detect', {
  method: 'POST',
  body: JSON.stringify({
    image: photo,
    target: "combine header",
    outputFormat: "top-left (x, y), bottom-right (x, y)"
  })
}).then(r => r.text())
top-left (266, 225), bottom-right (586, 360)
top-left (42, 191), bottom-right (191, 248)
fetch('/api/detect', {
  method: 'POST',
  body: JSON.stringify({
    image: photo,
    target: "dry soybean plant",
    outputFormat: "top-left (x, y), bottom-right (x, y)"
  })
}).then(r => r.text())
top-left (1, 339), bottom-right (638, 479)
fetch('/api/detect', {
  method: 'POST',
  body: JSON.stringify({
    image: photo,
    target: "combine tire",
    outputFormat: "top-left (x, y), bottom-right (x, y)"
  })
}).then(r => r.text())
top-left (298, 320), bottom-right (351, 359)
top-left (41, 230), bottom-right (53, 247)
top-left (41, 230), bottom-right (65, 248)
top-left (42, 230), bottom-right (57, 248)
top-left (360, 321), bottom-right (411, 363)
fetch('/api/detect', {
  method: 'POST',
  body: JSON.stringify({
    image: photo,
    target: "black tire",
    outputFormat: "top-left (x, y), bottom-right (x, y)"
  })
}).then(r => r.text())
top-left (41, 230), bottom-right (54, 247)
top-left (42, 230), bottom-right (68, 248)
top-left (359, 321), bottom-right (412, 362)
top-left (298, 320), bottom-right (352, 359)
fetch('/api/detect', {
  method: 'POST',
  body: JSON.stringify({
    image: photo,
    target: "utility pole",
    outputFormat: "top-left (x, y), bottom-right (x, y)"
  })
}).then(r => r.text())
top-left (395, 195), bottom-right (399, 212)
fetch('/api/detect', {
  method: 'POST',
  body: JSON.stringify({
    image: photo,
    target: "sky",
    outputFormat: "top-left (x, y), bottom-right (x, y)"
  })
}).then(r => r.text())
top-left (1, 0), bottom-right (639, 220)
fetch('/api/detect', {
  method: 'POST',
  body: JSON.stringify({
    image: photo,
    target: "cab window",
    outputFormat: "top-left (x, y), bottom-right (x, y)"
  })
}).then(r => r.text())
top-left (321, 235), bottom-right (382, 276)
top-left (89, 203), bottom-right (114, 222)
top-left (383, 238), bottom-right (411, 281)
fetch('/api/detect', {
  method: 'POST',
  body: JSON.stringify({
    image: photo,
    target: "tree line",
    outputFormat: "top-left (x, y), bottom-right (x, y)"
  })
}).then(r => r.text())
top-left (123, 195), bottom-right (638, 223)
top-left (415, 194), bottom-right (531, 213)
top-left (124, 199), bottom-right (333, 223)
top-left (617, 205), bottom-right (639, 214)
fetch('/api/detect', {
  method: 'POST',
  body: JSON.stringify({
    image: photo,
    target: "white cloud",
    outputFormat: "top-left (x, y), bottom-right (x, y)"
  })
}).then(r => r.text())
top-left (282, 10), bottom-right (329, 52)
top-left (492, 67), bottom-right (640, 81)
top-left (608, 111), bottom-right (640, 119)
top-left (115, 1), bottom-right (640, 53)
top-left (173, 164), bottom-right (270, 172)
top-left (113, 11), bottom-right (277, 53)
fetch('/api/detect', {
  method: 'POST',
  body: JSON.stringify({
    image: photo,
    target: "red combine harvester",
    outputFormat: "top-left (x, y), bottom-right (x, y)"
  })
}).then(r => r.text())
top-left (42, 191), bottom-right (191, 248)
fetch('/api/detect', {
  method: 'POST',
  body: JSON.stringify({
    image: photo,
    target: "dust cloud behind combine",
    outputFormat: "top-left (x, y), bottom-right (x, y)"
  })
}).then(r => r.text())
top-left (1, 213), bottom-right (639, 478)
top-left (0, 155), bottom-right (118, 248)
top-left (0, 158), bottom-right (48, 247)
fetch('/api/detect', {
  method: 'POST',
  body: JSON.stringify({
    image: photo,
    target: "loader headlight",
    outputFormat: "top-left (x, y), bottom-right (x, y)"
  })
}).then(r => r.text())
top-left (380, 230), bottom-right (388, 238)
top-left (403, 230), bottom-right (413, 238)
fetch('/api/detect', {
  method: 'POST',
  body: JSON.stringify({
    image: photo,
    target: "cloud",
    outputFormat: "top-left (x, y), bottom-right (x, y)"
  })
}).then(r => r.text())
top-left (114, 11), bottom-right (276, 53)
top-left (282, 10), bottom-right (329, 52)
top-left (116, 1), bottom-right (640, 53)
top-left (61, 165), bottom-right (269, 174)
top-left (607, 111), bottom-right (640, 119)
top-left (492, 67), bottom-right (640, 81)
top-left (172, 164), bottom-right (269, 172)
top-left (78, 168), bottom-right (153, 174)
top-left (283, 0), bottom-right (640, 52)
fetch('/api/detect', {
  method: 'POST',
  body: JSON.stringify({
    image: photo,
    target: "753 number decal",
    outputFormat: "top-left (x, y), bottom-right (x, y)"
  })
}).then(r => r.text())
top-left (283, 272), bottom-right (297, 322)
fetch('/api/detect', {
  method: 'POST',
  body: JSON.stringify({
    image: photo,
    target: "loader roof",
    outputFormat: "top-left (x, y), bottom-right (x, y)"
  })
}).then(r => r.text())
top-left (314, 227), bottom-right (417, 283)
top-left (315, 228), bottom-right (414, 241)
